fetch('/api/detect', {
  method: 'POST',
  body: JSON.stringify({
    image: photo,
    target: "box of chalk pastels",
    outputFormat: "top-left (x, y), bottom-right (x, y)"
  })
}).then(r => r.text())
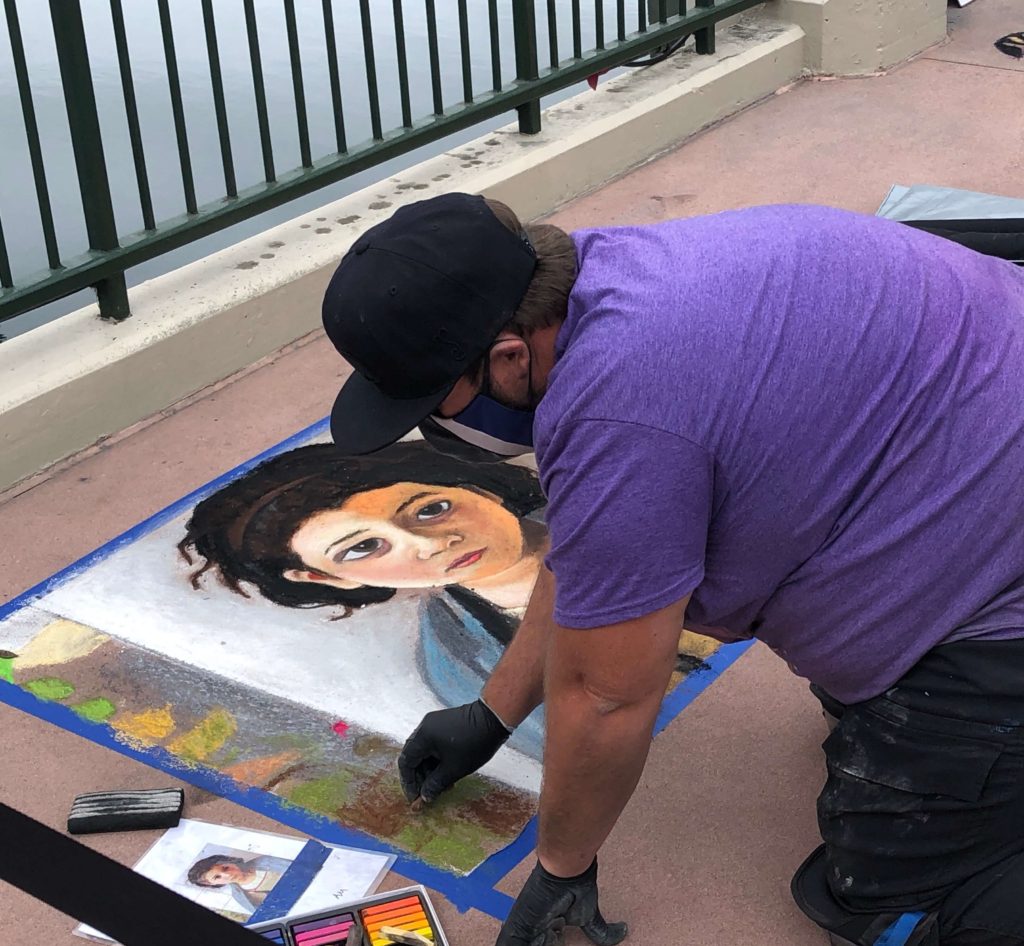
top-left (250, 884), bottom-right (449, 946)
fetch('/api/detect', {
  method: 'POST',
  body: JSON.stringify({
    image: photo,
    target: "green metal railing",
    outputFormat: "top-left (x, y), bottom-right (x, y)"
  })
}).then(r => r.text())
top-left (0, 0), bottom-right (763, 327)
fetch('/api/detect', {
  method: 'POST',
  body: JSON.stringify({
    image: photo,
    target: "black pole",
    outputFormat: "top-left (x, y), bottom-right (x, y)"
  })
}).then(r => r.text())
top-left (0, 803), bottom-right (267, 946)
top-left (48, 0), bottom-right (130, 320)
top-left (512, 0), bottom-right (542, 134)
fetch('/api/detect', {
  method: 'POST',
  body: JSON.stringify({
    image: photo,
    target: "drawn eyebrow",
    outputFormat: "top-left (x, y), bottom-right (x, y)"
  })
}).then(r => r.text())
top-left (394, 491), bottom-right (439, 515)
top-left (324, 529), bottom-right (367, 557)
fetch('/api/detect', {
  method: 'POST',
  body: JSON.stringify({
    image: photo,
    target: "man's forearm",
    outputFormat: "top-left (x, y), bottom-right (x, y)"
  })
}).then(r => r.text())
top-left (481, 565), bottom-right (555, 728)
top-left (534, 599), bottom-right (687, 878)
top-left (537, 682), bottom-right (664, 877)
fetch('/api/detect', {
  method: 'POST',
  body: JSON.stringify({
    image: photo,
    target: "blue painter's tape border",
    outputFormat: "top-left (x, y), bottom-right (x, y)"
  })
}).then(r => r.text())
top-left (654, 640), bottom-right (756, 738)
top-left (246, 840), bottom-right (333, 924)
top-left (0, 415), bottom-right (755, 921)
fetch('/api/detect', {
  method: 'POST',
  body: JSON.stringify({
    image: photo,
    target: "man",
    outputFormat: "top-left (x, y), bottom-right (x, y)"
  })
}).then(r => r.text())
top-left (321, 192), bottom-right (1024, 945)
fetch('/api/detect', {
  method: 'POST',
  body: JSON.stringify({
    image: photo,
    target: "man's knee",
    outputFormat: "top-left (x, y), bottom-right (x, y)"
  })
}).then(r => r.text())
top-left (792, 846), bottom-right (939, 946)
top-left (937, 851), bottom-right (1024, 945)
top-left (795, 847), bottom-right (1024, 946)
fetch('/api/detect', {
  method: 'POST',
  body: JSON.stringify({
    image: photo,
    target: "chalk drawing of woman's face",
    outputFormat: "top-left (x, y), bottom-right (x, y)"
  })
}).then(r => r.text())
top-left (285, 482), bottom-right (525, 591)
top-left (201, 862), bottom-right (250, 886)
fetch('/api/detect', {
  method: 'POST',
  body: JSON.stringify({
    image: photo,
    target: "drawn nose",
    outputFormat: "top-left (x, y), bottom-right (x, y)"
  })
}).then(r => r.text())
top-left (413, 533), bottom-right (461, 560)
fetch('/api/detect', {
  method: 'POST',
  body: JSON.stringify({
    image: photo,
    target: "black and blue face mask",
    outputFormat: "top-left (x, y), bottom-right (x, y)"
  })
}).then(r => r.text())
top-left (423, 344), bottom-right (536, 458)
top-left (430, 396), bottom-right (535, 457)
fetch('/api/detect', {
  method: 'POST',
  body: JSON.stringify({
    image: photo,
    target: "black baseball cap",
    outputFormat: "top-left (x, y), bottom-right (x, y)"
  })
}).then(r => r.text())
top-left (322, 193), bottom-right (537, 455)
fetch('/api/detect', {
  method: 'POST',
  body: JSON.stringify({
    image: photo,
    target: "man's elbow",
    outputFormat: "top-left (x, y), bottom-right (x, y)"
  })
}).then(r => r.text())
top-left (575, 676), bottom-right (660, 716)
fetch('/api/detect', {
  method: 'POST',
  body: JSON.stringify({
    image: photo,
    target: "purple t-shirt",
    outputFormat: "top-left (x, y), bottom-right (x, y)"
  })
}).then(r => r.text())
top-left (534, 204), bottom-right (1024, 703)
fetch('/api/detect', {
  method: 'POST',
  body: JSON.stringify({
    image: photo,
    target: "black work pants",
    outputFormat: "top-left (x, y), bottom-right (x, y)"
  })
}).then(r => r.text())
top-left (812, 638), bottom-right (1024, 945)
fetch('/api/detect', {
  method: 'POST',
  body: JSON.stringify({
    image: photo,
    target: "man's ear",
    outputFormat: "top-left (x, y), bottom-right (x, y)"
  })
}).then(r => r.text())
top-left (489, 335), bottom-right (530, 378)
top-left (282, 568), bottom-right (362, 591)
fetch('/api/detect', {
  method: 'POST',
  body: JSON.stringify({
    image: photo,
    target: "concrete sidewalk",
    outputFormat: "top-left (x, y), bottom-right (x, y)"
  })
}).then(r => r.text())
top-left (2, 2), bottom-right (1023, 943)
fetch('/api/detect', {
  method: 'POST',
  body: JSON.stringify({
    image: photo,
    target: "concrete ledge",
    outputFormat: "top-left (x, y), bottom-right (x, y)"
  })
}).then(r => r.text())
top-left (770, 0), bottom-right (947, 75)
top-left (0, 14), bottom-right (804, 490)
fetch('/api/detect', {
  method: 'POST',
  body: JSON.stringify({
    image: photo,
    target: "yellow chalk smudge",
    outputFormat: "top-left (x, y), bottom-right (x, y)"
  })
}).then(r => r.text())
top-left (15, 619), bottom-right (109, 670)
top-left (678, 629), bottom-right (722, 661)
top-left (168, 708), bottom-right (237, 763)
top-left (114, 705), bottom-right (176, 744)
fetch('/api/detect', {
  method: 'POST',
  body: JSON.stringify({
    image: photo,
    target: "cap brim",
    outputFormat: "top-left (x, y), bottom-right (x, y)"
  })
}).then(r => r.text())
top-left (330, 370), bottom-right (450, 455)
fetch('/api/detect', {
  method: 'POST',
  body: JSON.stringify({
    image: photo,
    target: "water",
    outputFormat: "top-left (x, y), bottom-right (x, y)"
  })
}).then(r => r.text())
top-left (0, 1), bottom-right (632, 340)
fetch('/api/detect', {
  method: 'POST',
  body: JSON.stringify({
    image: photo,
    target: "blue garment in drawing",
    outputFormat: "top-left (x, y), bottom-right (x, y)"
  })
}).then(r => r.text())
top-left (417, 590), bottom-right (545, 761)
top-left (224, 854), bottom-right (293, 913)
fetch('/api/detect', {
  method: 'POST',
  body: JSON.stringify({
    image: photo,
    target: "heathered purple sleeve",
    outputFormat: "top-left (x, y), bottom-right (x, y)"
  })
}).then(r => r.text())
top-left (540, 418), bottom-right (713, 628)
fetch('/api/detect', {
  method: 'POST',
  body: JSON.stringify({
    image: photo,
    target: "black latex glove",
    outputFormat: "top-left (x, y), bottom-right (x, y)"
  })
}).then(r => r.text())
top-left (496, 860), bottom-right (628, 946)
top-left (398, 699), bottom-right (511, 804)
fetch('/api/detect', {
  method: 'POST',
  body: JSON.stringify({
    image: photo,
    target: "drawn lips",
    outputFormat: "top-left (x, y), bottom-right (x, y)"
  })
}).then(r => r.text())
top-left (447, 548), bottom-right (485, 571)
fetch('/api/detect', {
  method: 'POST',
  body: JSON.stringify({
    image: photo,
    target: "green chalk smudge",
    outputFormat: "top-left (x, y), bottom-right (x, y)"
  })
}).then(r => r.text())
top-left (72, 697), bottom-right (116, 723)
top-left (395, 819), bottom-right (493, 874)
top-left (24, 677), bottom-right (75, 701)
top-left (287, 769), bottom-right (357, 813)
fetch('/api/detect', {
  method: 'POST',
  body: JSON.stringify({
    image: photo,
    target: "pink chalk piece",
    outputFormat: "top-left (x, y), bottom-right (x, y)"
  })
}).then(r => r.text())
top-left (294, 913), bottom-right (354, 934)
top-left (331, 720), bottom-right (349, 737)
top-left (296, 921), bottom-right (354, 946)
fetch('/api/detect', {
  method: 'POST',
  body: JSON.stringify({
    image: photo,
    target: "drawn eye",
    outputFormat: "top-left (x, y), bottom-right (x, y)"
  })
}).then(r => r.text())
top-left (416, 500), bottom-right (452, 521)
top-left (338, 538), bottom-right (388, 562)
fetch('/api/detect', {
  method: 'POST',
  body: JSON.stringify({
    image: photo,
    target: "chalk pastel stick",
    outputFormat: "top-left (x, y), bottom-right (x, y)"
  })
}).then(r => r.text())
top-left (296, 920), bottom-right (353, 939)
top-left (294, 913), bottom-right (356, 933)
top-left (296, 921), bottom-right (353, 940)
top-left (361, 897), bottom-right (422, 917)
top-left (364, 910), bottom-right (428, 931)
top-left (298, 925), bottom-right (355, 946)
top-left (362, 904), bottom-right (426, 925)
top-left (366, 918), bottom-right (429, 936)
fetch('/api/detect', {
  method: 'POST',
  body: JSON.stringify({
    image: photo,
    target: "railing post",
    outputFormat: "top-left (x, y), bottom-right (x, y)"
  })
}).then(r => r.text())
top-left (48, 0), bottom-right (130, 321)
top-left (695, 0), bottom-right (717, 54)
top-left (512, 0), bottom-right (541, 134)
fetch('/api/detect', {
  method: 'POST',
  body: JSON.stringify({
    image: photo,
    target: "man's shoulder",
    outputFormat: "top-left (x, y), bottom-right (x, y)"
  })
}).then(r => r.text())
top-left (570, 204), bottom-right (873, 248)
top-left (568, 204), bottom-right (878, 301)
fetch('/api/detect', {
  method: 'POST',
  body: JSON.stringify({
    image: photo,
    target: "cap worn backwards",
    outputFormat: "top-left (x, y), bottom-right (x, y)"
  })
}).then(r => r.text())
top-left (322, 192), bottom-right (537, 455)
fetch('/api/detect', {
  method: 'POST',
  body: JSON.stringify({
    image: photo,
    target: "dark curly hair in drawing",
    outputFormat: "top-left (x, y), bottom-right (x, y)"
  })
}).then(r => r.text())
top-left (187, 854), bottom-right (250, 887)
top-left (178, 440), bottom-right (546, 614)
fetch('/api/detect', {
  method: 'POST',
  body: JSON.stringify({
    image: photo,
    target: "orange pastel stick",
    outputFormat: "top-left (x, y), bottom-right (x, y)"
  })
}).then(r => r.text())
top-left (366, 913), bottom-right (425, 933)
top-left (361, 897), bottom-right (423, 918)
top-left (363, 904), bottom-right (426, 925)
top-left (366, 913), bottom-right (425, 925)
top-left (365, 910), bottom-right (428, 932)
